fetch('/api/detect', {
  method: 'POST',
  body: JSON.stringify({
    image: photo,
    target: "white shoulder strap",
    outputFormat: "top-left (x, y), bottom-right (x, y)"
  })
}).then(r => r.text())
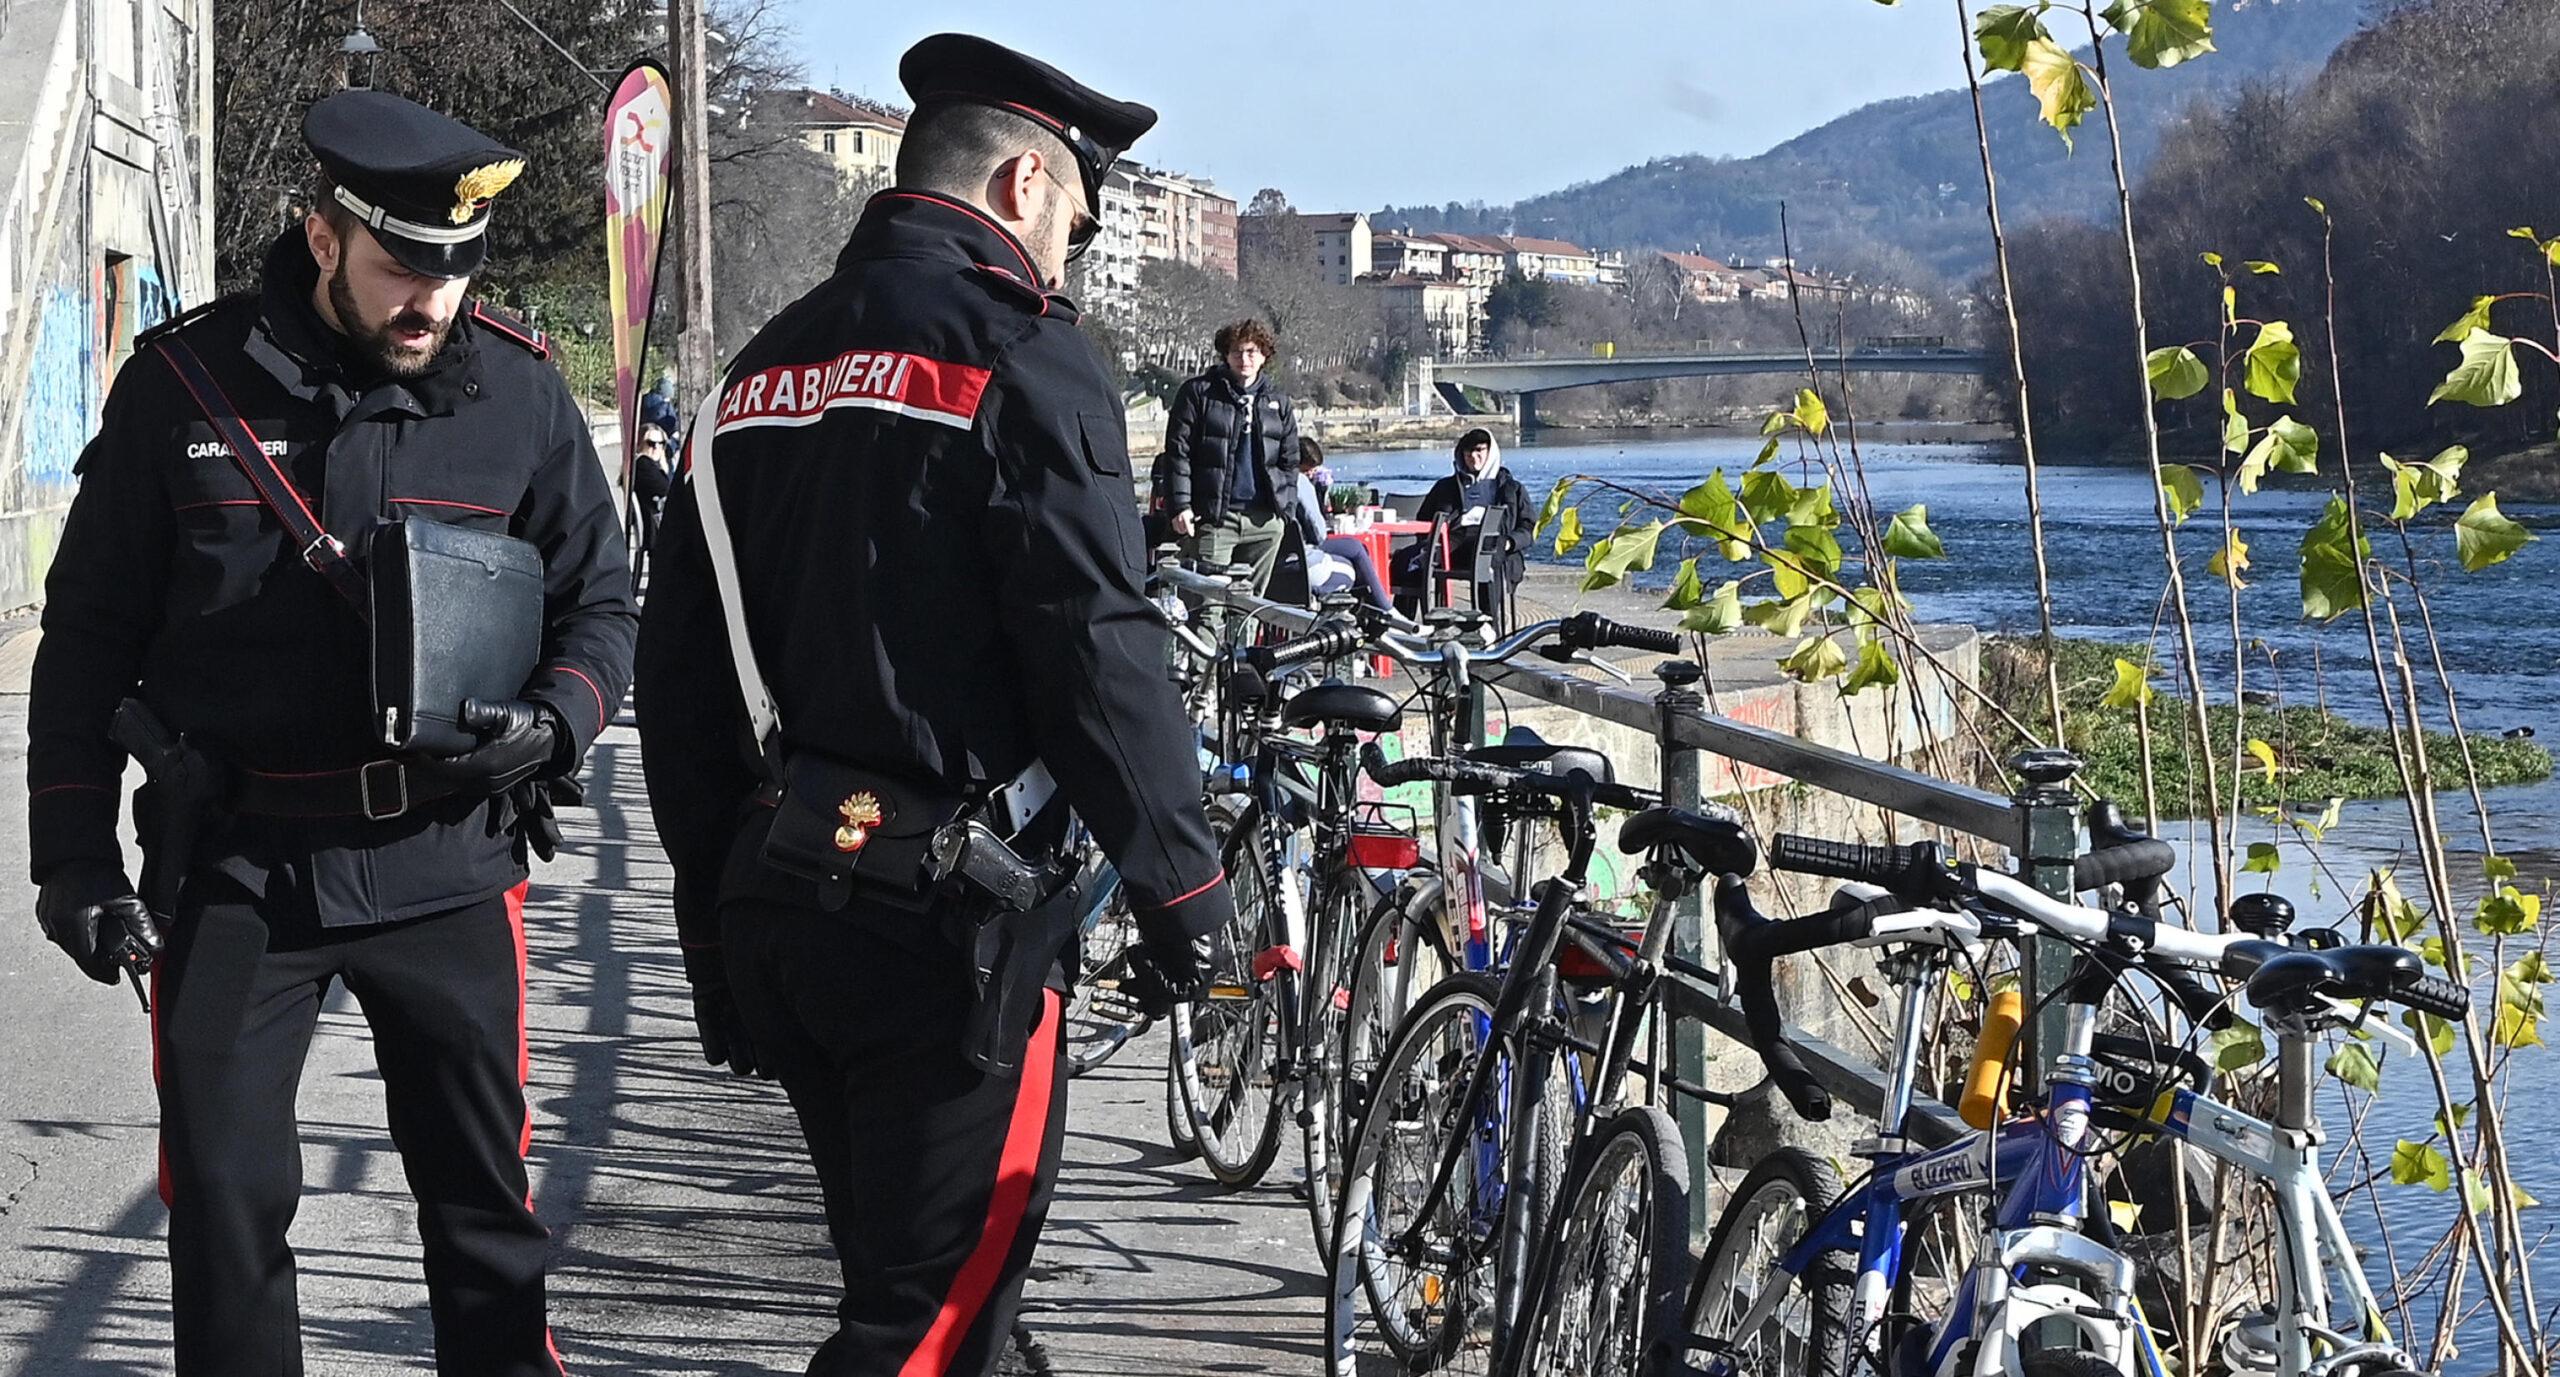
top-left (684, 392), bottom-right (782, 757)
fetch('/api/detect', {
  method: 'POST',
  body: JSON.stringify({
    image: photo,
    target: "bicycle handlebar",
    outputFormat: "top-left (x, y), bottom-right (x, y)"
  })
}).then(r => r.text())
top-left (1360, 742), bottom-right (1659, 811)
top-left (1766, 834), bottom-right (1950, 896)
top-left (1246, 622), bottom-right (1366, 675)
top-left (1713, 874), bottom-right (1876, 1120)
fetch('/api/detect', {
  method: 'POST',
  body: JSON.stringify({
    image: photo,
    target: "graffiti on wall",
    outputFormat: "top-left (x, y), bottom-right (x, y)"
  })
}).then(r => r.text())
top-left (23, 284), bottom-right (97, 496)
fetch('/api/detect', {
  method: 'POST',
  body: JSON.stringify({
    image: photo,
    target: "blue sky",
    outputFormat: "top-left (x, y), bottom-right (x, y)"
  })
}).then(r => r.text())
top-left (773, 0), bottom-right (1975, 211)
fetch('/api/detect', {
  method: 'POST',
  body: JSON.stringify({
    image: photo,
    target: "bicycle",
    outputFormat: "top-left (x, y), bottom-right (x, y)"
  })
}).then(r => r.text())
top-left (1684, 826), bottom-right (2471, 1377)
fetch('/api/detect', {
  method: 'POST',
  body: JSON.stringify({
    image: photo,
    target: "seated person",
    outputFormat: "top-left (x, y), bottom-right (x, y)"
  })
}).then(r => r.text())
top-left (1395, 427), bottom-right (1533, 608)
top-left (1293, 437), bottom-right (1391, 613)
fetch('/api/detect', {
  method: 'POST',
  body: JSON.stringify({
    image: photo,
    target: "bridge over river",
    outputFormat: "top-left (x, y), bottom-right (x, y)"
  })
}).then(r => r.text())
top-left (1431, 346), bottom-right (1992, 423)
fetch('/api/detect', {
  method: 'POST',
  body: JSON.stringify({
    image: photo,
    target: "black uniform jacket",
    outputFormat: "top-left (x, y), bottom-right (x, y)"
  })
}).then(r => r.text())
top-left (26, 230), bottom-right (638, 925)
top-left (636, 190), bottom-right (1232, 955)
top-left (1160, 367), bottom-right (1301, 524)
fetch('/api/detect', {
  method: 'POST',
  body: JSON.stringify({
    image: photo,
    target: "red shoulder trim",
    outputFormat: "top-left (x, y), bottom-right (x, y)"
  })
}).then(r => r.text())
top-left (467, 301), bottom-right (551, 360)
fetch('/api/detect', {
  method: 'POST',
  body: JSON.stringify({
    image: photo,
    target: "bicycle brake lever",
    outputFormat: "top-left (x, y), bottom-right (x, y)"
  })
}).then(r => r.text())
top-left (1539, 647), bottom-right (1634, 685)
top-left (2349, 1001), bottom-right (2422, 1058)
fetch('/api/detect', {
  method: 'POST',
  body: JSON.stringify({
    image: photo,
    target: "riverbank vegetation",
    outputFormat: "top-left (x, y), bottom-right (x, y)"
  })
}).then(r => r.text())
top-left (1981, 635), bottom-right (2551, 814)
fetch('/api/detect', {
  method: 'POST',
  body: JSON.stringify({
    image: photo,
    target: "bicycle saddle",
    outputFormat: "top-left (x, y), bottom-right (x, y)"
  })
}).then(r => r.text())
top-left (2246, 945), bottom-right (2424, 1014)
top-left (1618, 806), bottom-right (1758, 875)
top-left (1282, 683), bottom-right (1403, 734)
top-left (1462, 729), bottom-right (1613, 784)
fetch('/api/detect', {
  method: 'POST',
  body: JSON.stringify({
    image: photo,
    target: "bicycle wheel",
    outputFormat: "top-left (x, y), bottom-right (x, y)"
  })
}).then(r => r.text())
top-left (1510, 1105), bottom-right (1693, 1377)
top-left (1302, 876), bottom-right (1364, 1256)
top-left (1064, 873), bottom-right (1150, 1078)
top-left (1685, 1147), bottom-right (1853, 1377)
top-left (1177, 807), bottom-right (1289, 1188)
top-left (1327, 879), bottom-right (1460, 1247)
top-left (1326, 972), bottom-right (1507, 1375)
top-left (1162, 1022), bottom-right (1199, 1160)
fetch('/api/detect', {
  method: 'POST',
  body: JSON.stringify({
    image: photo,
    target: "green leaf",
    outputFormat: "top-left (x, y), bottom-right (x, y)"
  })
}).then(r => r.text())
top-left (2299, 494), bottom-right (2369, 622)
top-left (2243, 321), bottom-right (2302, 405)
top-left (2020, 37), bottom-right (2096, 145)
top-left (1663, 557), bottom-right (1705, 611)
top-left (2305, 196), bottom-right (2327, 216)
top-left (1884, 505), bottom-right (1947, 559)
top-left (1744, 594), bottom-right (1814, 637)
top-left (2494, 970), bottom-right (2545, 1048)
top-left (1752, 436), bottom-right (1780, 469)
top-left (2244, 841), bottom-right (2283, 874)
top-left (1740, 470), bottom-right (1798, 527)
top-left (1779, 634), bottom-right (1851, 684)
top-left (1976, 3), bottom-right (2045, 71)
top-left (1599, 520), bottom-right (1668, 577)
top-left (2246, 260), bottom-right (2281, 275)
top-left (2210, 530), bottom-right (2252, 588)
top-left (2222, 402), bottom-right (2250, 457)
top-left (2238, 417), bottom-right (2318, 492)
top-left (1554, 505), bottom-right (1584, 556)
top-left (2391, 1139), bottom-right (2452, 1191)
top-left (1681, 581), bottom-right (1745, 634)
top-left (2420, 935), bottom-right (2455, 974)
top-left (1536, 477), bottom-right (1576, 536)
top-left (2206, 1020), bottom-right (2266, 1073)
top-left (2485, 853), bottom-right (2518, 883)
top-left (2102, 657), bottom-right (2157, 710)
top-left (2246, 738), bottom-right (2280, 781)
top-left (2436, 1100), bottom-right (2474, 1137)
top-left (2160, 464), bottom-right (2207, 524)
top-left (1793, 388), bottom-right (1830, 438)
top-left (2408, 1010), bottom-right (2458, 1057)
top-left (1765, 548), bottom-right (1813, 602)
top-left (2430, 329), bottom-right (2525, 409)
top-left (2454, 494), bottom-right (2535, 571)
top-left (2100, 0), bottom-right (2215, 69)
top-left (2435, 296), bottom-right (2497, 346)
top-left (1845, 585), bottom-right (1901, 640)
top-left (2381, 447), bottom-right (2466, 521)
top-left (1786, 483), bottom-right (1840, 529)
top-left (2201, 250), bottom-right (2225, 268)
top-left (2463, 1169), bottom-right (2495, 1214)
top-left (2326, 1043), bottom-right (2382, 1092)
top-left (2369, 869), bottom-right (2423, 941)
top-left (1841, 638), bottom-right (1902, 695)
top-left (2512, 951), bottom-right (2555, 985)
top-left (1783, 524), bottom-right (1844, 578)
top-left (2476, 884), bottom-right (2541, 937)
top-left (1760, 409), bottom-right (1790, 437)
top-left (2147, 346), bottom-right (2211, 401)
top-left (1676, 470), bottom-right (1753, 560)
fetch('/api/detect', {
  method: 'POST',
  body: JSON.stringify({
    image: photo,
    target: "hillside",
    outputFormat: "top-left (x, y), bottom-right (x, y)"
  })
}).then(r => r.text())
top-left (1378, 0), bottom-right (2376, 285)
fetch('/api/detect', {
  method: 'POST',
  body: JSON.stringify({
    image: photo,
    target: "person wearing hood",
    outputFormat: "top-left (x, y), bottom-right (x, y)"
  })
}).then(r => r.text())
top-left (1398, 427), bottom-right (1533, 610)
top-left (1162, 319), bottom-right (1302, 605)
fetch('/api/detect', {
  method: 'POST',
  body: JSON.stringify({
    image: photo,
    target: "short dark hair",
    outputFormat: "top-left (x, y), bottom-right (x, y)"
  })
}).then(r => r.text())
top-left (313, 179), bottom-right (355, 234)
top-left (1298, 436), bottom-right (1325, 469)
top-left (1215, 318), bottom-right (1277, 358)
top-left (1457, 427), bottom-right (1494, 455)
top-left (895, 102), bottom-right (1077, 202)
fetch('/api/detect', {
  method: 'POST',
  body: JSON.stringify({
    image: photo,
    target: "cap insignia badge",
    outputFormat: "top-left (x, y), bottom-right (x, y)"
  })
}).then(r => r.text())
top-left (450, 158), bottom-right (527, 224)
top-left (834, 792), bottom-right (886, 853)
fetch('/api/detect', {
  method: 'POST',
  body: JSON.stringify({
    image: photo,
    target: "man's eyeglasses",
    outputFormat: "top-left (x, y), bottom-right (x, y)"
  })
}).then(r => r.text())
top-left (1041, 165), bottom-right (1101, 264)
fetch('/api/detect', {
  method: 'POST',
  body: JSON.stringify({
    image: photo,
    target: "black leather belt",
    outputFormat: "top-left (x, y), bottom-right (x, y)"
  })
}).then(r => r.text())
top-left (234, 760), bottom-right (464, 821)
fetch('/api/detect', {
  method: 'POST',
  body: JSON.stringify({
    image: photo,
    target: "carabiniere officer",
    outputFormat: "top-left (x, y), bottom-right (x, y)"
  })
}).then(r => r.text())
top-left (637, 33), bottom-right (1229, 1377)
top-left (26, 92), bottom-right (634, 1376)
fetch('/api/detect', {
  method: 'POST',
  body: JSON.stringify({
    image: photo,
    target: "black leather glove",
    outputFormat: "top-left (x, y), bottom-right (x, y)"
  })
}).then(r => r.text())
top-left (422, 699), bottom-right (562, 796)
top-left (685, 950), bottom-right (765, 1079)
top-left (1120, 931), bottom-right (1212, 1017)
top-left (36, 861), bottom-right (163, 986)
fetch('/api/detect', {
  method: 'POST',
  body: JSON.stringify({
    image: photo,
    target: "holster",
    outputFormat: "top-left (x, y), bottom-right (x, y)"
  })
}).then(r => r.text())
top-left (110, 699), bottom-right (230, 923)
top-left (946, 870), bottom-right (1083, 1079)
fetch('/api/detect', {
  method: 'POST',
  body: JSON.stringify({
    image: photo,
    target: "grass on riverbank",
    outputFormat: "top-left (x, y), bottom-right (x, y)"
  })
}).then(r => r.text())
top-left (1982, 636), bottom-right (2552, 816)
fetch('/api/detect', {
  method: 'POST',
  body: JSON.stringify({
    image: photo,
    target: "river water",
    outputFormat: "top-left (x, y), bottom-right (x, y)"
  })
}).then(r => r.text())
top-left (1329, 432), bottom-right (2560, 1364)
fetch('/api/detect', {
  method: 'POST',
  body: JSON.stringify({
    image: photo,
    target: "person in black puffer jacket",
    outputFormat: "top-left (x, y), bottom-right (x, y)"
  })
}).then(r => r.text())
top-left (1396, 427), bottom-right (1533, 612)
top-left (1161, 318), bottom-right (1301, 610)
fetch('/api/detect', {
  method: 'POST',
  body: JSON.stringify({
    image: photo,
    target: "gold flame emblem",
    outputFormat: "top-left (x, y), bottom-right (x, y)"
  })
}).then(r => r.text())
top-left (449, 159), bottom-right (526, 224)
top-left (833, 792), bottom-right (886, 854)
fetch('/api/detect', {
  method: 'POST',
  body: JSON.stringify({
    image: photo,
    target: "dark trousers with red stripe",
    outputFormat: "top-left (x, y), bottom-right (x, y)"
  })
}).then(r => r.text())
top-left (154, 877), bottom-right (562, 1377)
top-left (722, 897), bottom-right (1068, 1377)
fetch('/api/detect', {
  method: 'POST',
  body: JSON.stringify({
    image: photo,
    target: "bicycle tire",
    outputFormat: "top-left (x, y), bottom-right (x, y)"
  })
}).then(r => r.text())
top-left (1684, 1147), bottom-right (1853, 1377)
top-left (1508, 1105), bottom-right (1693, 1377)
top-left (1302, 876), bottom-right (1364, 1258)
top-left (2019, 1351), bottom-right (2119, 1377)
top-left (1326, 878), bottom-right (1459, 1246)
top-left (1180, 806), bottom-right (1290, 1188)
top-left (1065, 877), bottom-right (1149, 1078)
top-left (1324, 971), bottom-right (1508, 1375)
top-left (1162, 1024), bottom-right (1199, 1160)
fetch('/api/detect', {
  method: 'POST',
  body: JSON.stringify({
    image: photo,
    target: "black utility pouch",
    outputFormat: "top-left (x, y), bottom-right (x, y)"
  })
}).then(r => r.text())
top-left (760, 752), bottom-right (967, 912)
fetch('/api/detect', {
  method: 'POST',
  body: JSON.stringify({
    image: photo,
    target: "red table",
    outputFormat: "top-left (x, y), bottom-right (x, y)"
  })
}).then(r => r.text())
top-left (1345, 520), bottom-right (1440, 676)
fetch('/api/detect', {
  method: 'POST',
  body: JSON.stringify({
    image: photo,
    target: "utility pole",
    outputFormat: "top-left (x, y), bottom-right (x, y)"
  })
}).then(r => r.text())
top-left (666, 0), bottom-right (717, 407)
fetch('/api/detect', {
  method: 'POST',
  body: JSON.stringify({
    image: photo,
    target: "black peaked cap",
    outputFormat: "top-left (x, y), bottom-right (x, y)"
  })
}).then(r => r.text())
top-left (899, 33), bottom-right (1157, 204)
top-left (304, 90), bottom-right (527, 280)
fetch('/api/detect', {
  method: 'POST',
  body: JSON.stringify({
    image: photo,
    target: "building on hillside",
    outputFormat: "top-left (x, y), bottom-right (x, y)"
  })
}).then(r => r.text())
top-left (1594, 249), bottom-right (1627, 288)
top-left (0, 0), bottom-right (212, 608)
top-left (1371, 230), bottom-right (1447, 280)
top-left (1362, 275), bottom-right (1475, 357)
top-left (1658, 250), bottom-right (1745, 303)
top-left (1302, 212), bottom-right (1372, 285)
top-left (1431, 233), bottom-right (1509, 290)
top-left (1500, 235), bottom-right (1600, 285)
top-left (760, 88), bottom-right (907, 184)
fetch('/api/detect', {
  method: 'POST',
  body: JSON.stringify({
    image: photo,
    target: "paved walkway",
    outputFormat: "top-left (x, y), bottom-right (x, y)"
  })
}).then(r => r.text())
top-left (0, 683), bottom-right (1348, 1375)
